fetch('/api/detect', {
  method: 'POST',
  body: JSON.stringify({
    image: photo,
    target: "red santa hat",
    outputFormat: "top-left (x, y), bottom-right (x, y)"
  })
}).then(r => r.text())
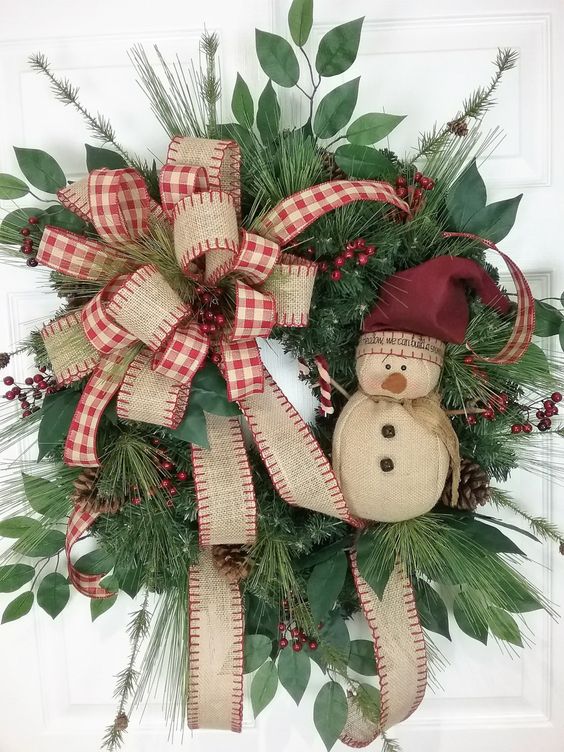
top-left (363, 255), bottom-right (511, 344)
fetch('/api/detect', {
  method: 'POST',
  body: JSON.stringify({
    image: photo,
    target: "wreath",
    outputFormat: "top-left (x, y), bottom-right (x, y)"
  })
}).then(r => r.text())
top-left (0, 3), bottom-right (563, 751)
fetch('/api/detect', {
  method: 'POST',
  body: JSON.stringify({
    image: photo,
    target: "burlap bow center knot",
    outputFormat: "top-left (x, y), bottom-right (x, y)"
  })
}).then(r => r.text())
top-left (38, 137), bottom-right (320, 466)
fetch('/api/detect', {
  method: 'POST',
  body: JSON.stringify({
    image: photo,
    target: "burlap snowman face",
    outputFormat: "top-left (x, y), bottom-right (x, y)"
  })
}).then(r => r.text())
top-left (356, 331), bottom-right (445, 400)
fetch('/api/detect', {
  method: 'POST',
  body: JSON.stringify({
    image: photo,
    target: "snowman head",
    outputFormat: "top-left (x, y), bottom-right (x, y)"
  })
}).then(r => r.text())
top-left (356, 330), bottom-right (445, 400)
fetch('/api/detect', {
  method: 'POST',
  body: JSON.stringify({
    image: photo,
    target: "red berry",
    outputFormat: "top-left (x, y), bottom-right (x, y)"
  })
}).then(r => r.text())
top-left (366, 245), bottom-right (376, 256)
top-left (346, 242), bottom-right (356, 252)
top-left (356, 238), bottom-right (366, 249)
top-left (424, 179), bottom-right (435, 191)
top-left (169, 486), bottom-right (178, 496)
top-left (24, 377), bottom-right (33, 385)
top-left (331, 270), bottom-right (342, 281)
top-left (214, 313), bottom-right (225, 327)
top-left (396, 176), bottom-right (407, 187)
top-left (357, 253), bottom-right (369, 266)
top-left (278, 622), bottom-right (286, 632)
top-left (396, 186), bottom-right (408, 199)
top-left (538, 421), bottom-right (550, 432)
top-left (419, 177), bottom-right (430, 189)
top-left (20, 401), bottom-right (30, 410)
top-left (334, 256), bottom-right (346, 268)
top-left (208, 324), bottom-right (217, 333)
top-left (131, 497), bottom-right (141, 505)
top-left (523, 423), bottom-right (533, 433)
top-left (344, 249), bottom-right (355, 259)
top-left (300, 633), bottom-right (308, 643)
top-left (463, 355), bottom-right (474, 365)
top-left (3, 376), bottom-right (13, 386)
top-left (201, 292), bottom-right (212, 305)
top-left (291, 627), bottom-right (300, 637)
top-left (536, 410), bottom-right (545, 420)
top-left (11, 386), bottom-right (20, 395)
top-left (37, 380), bottom-right (47, 390)
top-left (482, 408), bottom-right (495, 421)
top-left (210, 353), bottom-right (222, 367)
top-left (551, 392), bottom-right (562, 403)
top-left (21, 245), bottom-right (34, 255)
top-left (160, 478), bottom-right (172, 489)
top-left (279, 638), bottom-right (289, 649)
top-left (204, 309), bottom-right (215, 322)
top-left (511, 424), bottom-right (522, 434)
top-left (544, 400), bottom-right (554, 411)
top-left (22, 410), bottom-right (31, 418)
top-left (292, 642), bottom-right (302, 652)
top-left (308, 640), bottom-right (318, 650)
top-left (306, 246), bottom-right (314, 255)
top-left (413, 187), bottom-right (423, 200)
top-left (26, 258), bottom-right (38, 267)
top-left (551, 406), bottom-right (559, 415)
top-left (165, 499), bottom-right (175, 508)
top-left (4, 391), bottom-right (15, 400)
top-left (176, 470), bottom-right (188, 482)
top-left (543, 418), bottom-right (552, 429)
top-left (201, 323), bottom-right (212, 333)
top-left (28, 216), bottom-right (39, 225)
top-left (20, 227), bottom-right (30, 237)
top-left (414, 171), bottom-right (423, 183)
top-left (466, 414), bottom-right (478, 426)
top-left (151, 437), bottom-right (160, 446)
top-left (161, 460), bottom-right (174, 471)
top-left (319, 262), bottom-right (329, 272)
top-left (33, 374), bottom-right (43, 383)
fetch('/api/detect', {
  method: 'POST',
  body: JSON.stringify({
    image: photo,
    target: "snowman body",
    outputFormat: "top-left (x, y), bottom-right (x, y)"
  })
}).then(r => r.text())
top-left (333, 330), bottom-right (454, 523)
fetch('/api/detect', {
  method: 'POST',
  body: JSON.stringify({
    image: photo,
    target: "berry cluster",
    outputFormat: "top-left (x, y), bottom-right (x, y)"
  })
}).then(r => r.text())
top-left (130, 438), bottom-right (189, 508)
top-left (318, 237), bottom-right (377, 282)
top-left (194, 286), bottom-right (226, 338)
top-left (2, 368), bottom-right (54, 417)
top-left (19, 216), bottom-right (41, 267)
top-left (278, 603), bottom-right (318, 652)
top-left (465, 391), bottom-right (509, 425)
top-left (530, 392), bottom-right (562, 433)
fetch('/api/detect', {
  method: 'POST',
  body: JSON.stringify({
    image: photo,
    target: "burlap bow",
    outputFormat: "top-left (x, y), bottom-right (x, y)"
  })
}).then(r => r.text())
top-left (40, 138), bottom-right (432, 742)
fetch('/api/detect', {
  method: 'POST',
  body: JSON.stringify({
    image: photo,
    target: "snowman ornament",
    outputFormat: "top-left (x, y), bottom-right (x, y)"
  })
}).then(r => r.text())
top-left (333, 255), bottom-right (511, 523)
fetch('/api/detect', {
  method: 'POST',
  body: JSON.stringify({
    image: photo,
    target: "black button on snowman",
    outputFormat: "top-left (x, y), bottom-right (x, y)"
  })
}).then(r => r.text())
top-left (332, 256), bottom-right (512, 523)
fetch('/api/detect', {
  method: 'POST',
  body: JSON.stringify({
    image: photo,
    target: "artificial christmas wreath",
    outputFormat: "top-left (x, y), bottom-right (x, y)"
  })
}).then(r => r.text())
top-left (0, 2), bottom-right (563, 750)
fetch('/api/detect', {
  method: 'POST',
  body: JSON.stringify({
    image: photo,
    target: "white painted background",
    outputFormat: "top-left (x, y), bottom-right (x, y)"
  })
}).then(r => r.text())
top-left (0, 1), bottom-right (563, 750)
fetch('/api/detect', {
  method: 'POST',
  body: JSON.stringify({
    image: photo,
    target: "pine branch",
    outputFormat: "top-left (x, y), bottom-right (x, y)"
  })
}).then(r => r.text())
top-left (101, 592), bottom-right (152, 752)
top-left (28, 53), bottom-right (130, 161)
top-left (382, 733), bottom-right (403, 752)
top-left (199, 31), bottom-right (221, 134)
top-left (413, 48), bottom-right (518, 160)
top-left (489, 487), bottom-right (564, 546)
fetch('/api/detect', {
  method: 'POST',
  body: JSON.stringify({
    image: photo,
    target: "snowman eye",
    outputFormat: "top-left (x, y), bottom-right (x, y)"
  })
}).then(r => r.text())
top-left (401, 365), bottom-right (407, 371)
top-left (385, 364), bottom-right (391, 370)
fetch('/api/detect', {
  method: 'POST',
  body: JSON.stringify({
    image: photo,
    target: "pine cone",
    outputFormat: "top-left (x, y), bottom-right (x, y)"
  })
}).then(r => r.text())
top-left (440, 459), bottom-right (490, 510)
top-left (447, 118), bottom-right (469, 137)
top-left (114, 712), bottom-right (129, 731)
top-left (71, 468), bottom-right (122, 515)
top-left (0, 352), bottom-right (10, 369)
top-left (321, 150), bottom-right (347, 180)
top-left (211, 544), bottom-right (252, 583)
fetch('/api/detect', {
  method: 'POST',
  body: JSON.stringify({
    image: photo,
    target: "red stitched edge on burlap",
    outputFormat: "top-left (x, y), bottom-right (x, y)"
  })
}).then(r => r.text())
top-left (239, 368), bottom-right (361, 528)
top-left (57, 185), bottom-right (91, 222)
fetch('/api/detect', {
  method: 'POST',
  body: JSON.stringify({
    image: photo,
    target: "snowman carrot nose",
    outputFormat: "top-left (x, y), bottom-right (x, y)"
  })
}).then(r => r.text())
top-left (381, 372), bottom-right (407, 394)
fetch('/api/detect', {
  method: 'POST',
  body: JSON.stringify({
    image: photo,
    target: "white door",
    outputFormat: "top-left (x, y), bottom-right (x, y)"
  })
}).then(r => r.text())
top-left (0, 1), bottom-right (563, 750)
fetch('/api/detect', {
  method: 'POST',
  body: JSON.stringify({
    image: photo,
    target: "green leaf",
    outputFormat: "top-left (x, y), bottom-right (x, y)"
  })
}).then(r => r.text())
top-left (453, 591), bottom-right (488, 644)
top-left (474, 514), bottom-right (539, 543)
top-left (255, 30), bottom-right (300, 88)
top-left (22, 473), bottom-right (60, 518)
top-left (245, 592), bottom-right (279, 638)
top-left (277, 646), bottom-right (311, 704)
top-left (91, 594), bottom-right (117, 621)
top-left (168, 404), bottom-right (209, 448)
top-left (75, 549), bottom-right (115, 576)
top-left (0, 207), bottom-right (42, 244)
top-left (413, 578), bottom-right (450, 640)
top-left (2, 591), bottom-right (34, 624)
top-left (334, 144), bottom-right (396, 181)
top-left (99, 573), bottom-right (120, 593)
top-left (446, 160), bottom-right (487, 229)
top-left (0, 564), bottom-right (35, 593)
top-left (14, 147), bottom-right (66, 194)
top-left (488, 606), bottom-right (523, 647)
top-left (37, 572), bottom-right (70, 618)
top-left (355, 530), bottom-right (394, 599)
top-left (288, 0), bottom-right (313, 46)
top-left (315, 18), bottom-right (364, 77)
top-left (346, 112), bottom-right (405, 145)
top-left (560, 321), bottom-right (564, 352)
top-left (214, 123), bottom-right (254, 152)
top-left (319, 610), bottom-right (350, 661)
top-left (257, 80), bottom-right (281, 145)
top-left (307, 549), bottom-right (347, 622)
top-left (37, 389), bottom-right (82, 461)
top-left (15, 530), bottom-right (65, 558)
top-left (114, 564), bottom-right (143, 599)
top-left (314, 78), bottom-right (360, 139)
top-left (348, 639), bottom-right (377, 675)
top-left (534, 300), bottom-right (563, 337)
top-left (313, 682), bottom-right (348, 751)
top-left (85, 144), bottom-right (128, 171)
top-left (189, 364), bottom-right (241, 416)
top-left (358, 683), bottom-right (381, 718)
top-left (244, 634), bottom-right (273, 673)
top-left (464, 195), bottom-right (523, 243)
top-left (39, 204), bottom-right (86, 233)
top-left (0, 516), bottom-right (41, 539)
top-left (514, 342), bottom-right (550, 377)
top-left (0, 173), bottom-right (29, 199)
top-left (444, 517), bottom-right (525, 556)
top-left (231, 74), bottom-right (255, 128)
top-left (251, 659), bottom-right (278, 717)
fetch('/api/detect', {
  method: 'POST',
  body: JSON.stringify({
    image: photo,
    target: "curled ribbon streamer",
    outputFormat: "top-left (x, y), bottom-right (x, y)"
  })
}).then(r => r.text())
top-left (40, 136), bottom-right (428, 735)
top-left (442, 231), bottom-right (535, 363)
top-left (66, 505), bottom-right (114, 599)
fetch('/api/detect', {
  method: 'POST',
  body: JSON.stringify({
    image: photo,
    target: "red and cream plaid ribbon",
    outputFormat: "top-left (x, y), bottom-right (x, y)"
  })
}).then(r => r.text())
top-left (38, 138), bottom-right (440, 738)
